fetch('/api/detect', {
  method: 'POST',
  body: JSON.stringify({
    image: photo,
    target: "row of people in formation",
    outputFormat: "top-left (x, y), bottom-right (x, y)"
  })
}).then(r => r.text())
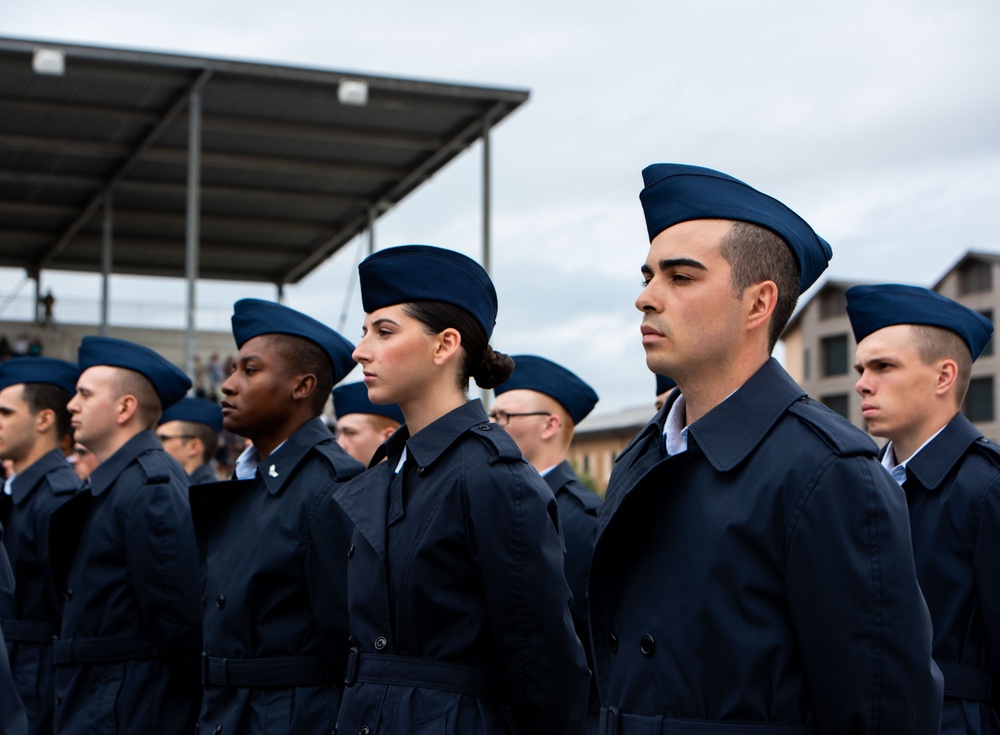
top-left (1, 162), bottom-right (997, 735)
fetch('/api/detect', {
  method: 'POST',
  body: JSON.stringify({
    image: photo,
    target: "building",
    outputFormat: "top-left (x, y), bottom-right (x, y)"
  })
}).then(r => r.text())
top-left (567, 405), bottom-right (655, 496)
top-left (781, 250), bottom-right (999, 440)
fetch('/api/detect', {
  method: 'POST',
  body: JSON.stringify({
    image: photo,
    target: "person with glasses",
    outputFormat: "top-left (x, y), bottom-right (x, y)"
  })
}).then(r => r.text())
top-left (492, 354), bottom-right (601, 733)
top-left (334, 245), bottom-right (589, 735)
top-left (156, 397), bottom-right (223, 484)
top-left (0, 358), bottom-right (82, 735)
top-left (190, 299), bottom-right (364, 735)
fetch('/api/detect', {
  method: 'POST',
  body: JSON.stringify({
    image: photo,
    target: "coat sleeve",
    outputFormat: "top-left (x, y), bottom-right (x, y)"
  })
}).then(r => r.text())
top-left (785, 453), bottom-right (943, 734)
top-left (465, 455), bottom-right (590, 735)
top-left (124, 473), bottom-right (202, 668)
top-left (975, 476), bottom-right (1000, 713)
top-left (305, 470), bottom-right (355, 680)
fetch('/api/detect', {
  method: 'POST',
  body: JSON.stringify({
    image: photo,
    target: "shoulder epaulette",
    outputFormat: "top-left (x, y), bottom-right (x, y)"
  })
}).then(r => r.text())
top-left (135, 451), bottom-right (173, 485)
top-left (467, 422), bottom-right (524, 464)
top-left (971, 435), bottom-right (1000, 468)
top-left (313, 439), bottom-right (365, 481)
top-left (788, 396), bottom-right (880, 458)
top-left (47, 463), bottom-right (82, 494)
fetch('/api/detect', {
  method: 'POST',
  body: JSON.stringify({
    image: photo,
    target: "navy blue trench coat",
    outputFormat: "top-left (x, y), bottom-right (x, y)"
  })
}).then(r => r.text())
top-left (889, 413), bottom-right (1000, 734)
top-left (188, 462), bottom-right (218, 486)
top-left (190, 418), bottom-right (363, 735)
top-left (589, 359), bottom-right (943, 735)
top-left (334, 399), bottom-right (590, 735)
top-left (51, 431), bottom-right (201, 735)
top-left (0, 448), bottom-right (82, 735)
top-left (544, 460), bottom-right (602, 734)
top-left (0, 527), bottom-right (28, 735)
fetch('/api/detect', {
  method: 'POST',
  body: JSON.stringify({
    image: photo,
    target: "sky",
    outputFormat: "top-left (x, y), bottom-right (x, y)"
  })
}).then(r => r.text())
top-left (2, 0), bottom-right (999, 416)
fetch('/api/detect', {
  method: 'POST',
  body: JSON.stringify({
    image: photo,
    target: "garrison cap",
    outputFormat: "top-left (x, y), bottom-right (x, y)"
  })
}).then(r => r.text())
top-left (639, 163), bottom-right (832, 293)
top-left (0, 357), bottom-right (79, 394)
top-left (358, 245), bottom-right (498, 340)
top-left (78, 336), bottom-right (191, 408)
top-left (158, 397), bottom-right (224, 433)
top-left (332, 381), bottom-right (404, 424)
top-left (846, 284), bottom-right (994, 360)
top-left (231, 299), bottom-right (356, 384)
top-left (655, 374), bottom-right (676, 395)
top-left (494, 355), bottom-right (598, 425)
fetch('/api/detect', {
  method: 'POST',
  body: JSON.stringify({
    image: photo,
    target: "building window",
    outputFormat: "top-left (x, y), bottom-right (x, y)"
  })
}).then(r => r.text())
top-left (958, 260), bottom-right (992, 295)
top-left (609, 450), bottom-right (617, 467)
top-left (804, 348), bottom-right (811, 381)
top-left (821, 334), bottom-right (849, 376)
top-left (980, 310), bottom-right (994, 357)
top-left (964, 377), bottom-right (994, 423)
top-left (819, 287), bottom-right (847, 320)
top-left (821, 393), bottom-right (850, 419)
top-left (582, 454), bottom-right (590, 475)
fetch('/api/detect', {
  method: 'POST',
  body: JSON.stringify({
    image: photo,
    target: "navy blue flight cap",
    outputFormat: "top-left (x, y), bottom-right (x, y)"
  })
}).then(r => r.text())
top-left (0, 357), bottom-right (79, 394)
top-left (358, 245), bottom-right (498, 340)
top-left (655, 374), bottom-right (676, 395)
top-left (846, 284), bottom-right (994, 360)
top-left (332, 381), bottom-right (404, 424)
top-left (494, 355), bottom-right (598, 425)
top-left (231, 299), bottom-right (356, 384)
top-left (158, 397), bottom-right (224, 433)
top-left (78, 336), bottom-right (191, 408)
top-left (639, 164), bottom-right (833, 293)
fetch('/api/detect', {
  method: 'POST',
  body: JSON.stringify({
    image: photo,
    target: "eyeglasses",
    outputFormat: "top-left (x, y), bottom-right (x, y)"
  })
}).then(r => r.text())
top-left (488, 410), bottom-right (551, 426)
top-left (156, 433), bottom-right (195, 443)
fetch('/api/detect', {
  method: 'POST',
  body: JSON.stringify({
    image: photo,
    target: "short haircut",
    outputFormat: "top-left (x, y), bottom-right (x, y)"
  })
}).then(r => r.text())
top-left (263, 333), bottom-right (334, 416)
top-left (367, 414), bottom-right (401, 433)
top-left (114, 369), bottom-right (163, 429)
top-left (181, 420), bottom-right (220, 465)
top-left (911, 325), bottom-right (973, 406)
top-left (720, 221), bottom-right (801, 353)
top-left (21, 383), bottom-right (73, 439)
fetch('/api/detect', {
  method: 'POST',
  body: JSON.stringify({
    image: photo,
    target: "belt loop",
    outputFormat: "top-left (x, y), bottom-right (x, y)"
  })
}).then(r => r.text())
top-left (222, 657), bottom-right (230, 687)
top-left (345, 646), bottom-right (359, 687)
top-left (599, 706), bottom-right (619, 735)
top-left (201, 652), bottom-right (209, 687)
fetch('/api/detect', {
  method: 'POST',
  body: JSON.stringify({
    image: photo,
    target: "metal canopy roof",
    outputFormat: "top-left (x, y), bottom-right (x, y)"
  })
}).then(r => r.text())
top-left (0, 37), bottom-right (529, 285)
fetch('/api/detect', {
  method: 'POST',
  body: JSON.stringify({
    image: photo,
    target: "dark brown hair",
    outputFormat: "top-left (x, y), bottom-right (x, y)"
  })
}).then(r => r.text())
top-left (21, 383), bottom-right (73, 439)
top-left (402, 302), bottom-right (514, 389)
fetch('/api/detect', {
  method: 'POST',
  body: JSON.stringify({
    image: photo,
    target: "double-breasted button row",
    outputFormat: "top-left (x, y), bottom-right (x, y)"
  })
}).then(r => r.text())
top-left (360, 726), bottom-right (370, 735)
top-left (216, 594), bottom-right (226, 608)
top-left (607, 631), bottom-right (655, 655)
top-left (374, 636), bottom-right (387, 650)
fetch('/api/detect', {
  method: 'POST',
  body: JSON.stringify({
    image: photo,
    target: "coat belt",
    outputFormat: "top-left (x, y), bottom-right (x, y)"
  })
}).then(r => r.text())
top-left (344, 646), bottom-right (495, 698)
top-left (201, 652), bottom-right (332, 688)
top-left (936, 660), bottom-right (994, 702)
top-left (598, 708), bottom-right (817, 735)
top-left (0, 618), bottom-right (58, 643)
top-left (52, 635), bottom-right (158, 665)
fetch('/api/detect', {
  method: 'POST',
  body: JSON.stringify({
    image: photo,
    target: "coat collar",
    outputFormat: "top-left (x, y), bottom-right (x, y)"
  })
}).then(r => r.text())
top-left (339, 399), bottom-right (489, 565)
top-left (599, 358), bottom-right (804, 535)
top-left (11, 447), bottom-right (78, 505)
top-left (544, 460), bottom-right (577, 495)
top-left (903, 412), bottom-right (981, 490)
top-left (687, 358), bottom-right (805, 472)
top-left (256, 418), bottom-right (335, 495)
top-left (88, 430), bottom-right (162, 497)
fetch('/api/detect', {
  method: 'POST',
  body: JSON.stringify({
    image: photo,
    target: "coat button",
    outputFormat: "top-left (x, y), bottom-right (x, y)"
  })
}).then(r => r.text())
top-left (640, 634), bottom-right (655, 655)
top-left (374, 636), bottom-right (387, 650)
top-left (347, 544), bottom-right (355, 559)
top-left (214, 726), bottom-right (222, 735)
top-left (416, 466), bottom-right (425, 475)
top-left (216, 594), bottom-right (226, 609)
top-left (360, 727), bottom-right (370, 735)
top-left (478, 424), bottom-right (492, 431)
top-left (56, 692), bottom-right (63, 704)
top-left (63, 589), bottom-right (73, 602)
top-left (201, 596), bottom-right (206, 606)
top-left (608, 632), bottom-right (618, 653)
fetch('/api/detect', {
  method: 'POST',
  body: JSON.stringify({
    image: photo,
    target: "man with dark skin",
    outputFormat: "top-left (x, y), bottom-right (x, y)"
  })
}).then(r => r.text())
top-left (191, 299), bottom-right (364, 735)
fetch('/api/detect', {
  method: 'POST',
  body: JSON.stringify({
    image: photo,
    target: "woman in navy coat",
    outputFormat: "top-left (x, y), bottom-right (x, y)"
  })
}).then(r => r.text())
top-left (334, 245), bottom-right (590, 735)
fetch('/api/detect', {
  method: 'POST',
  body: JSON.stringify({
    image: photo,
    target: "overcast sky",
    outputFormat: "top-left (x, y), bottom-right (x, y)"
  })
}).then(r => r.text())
top-left (2, 0), bottom-right (999, 415)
